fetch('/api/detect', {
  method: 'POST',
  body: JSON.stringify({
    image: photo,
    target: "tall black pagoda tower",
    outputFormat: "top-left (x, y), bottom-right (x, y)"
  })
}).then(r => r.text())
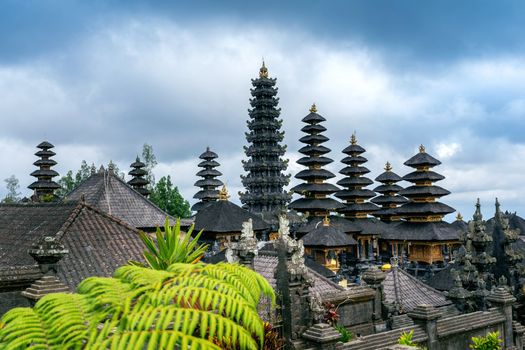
top-left (127, 156), bottom-right (151, 197)
top-left (192, 147), bottom-right (223, 212)
top-left (371, 162), bottom-right (407, 221)
top-left (240, 62), bottom-right (291, 214)
top-left (28, 141), bottom-right (61, 200)
top-left (397, 145), bottom-right (455, 222)
top-left (289, 104), bottom-right (344, 217)
top-left (335, 133), bottom-right (379, 218)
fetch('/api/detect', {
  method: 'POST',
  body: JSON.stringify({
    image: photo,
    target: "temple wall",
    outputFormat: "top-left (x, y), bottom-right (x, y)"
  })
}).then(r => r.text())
top-left (0, 291), bottom-right (31, 316)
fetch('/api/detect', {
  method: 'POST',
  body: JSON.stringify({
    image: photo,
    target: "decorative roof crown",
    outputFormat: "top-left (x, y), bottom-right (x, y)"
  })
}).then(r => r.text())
top-left (419, 144), bottom-right (426, 153)
top-left (259, 60), bottom-right (268, 78)
top-left (384, 161), bottom-right (392, 171)
top-left (219, 185), bottom-right (230, 201)
top-left (309, 103), bottom-right (317, 113)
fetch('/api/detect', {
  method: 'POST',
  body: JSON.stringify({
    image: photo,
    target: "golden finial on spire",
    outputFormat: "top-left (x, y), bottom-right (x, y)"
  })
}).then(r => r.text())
top-left (384, 161), bottom-right (392, 171)
top-left (456, 212), bottom-right (463, 221)
top-left (309, 103), bottom-right (317, 113)
top-left (219, 185), bottom-right (230, 201)
top-left (259, 59), bottom-right (268, 78)
top-left (419, 144), bottom-right (426, 153)
top-left (322, 215), bottom-right (330, 226)
top-left (350, 132), bottom-right (357, 145)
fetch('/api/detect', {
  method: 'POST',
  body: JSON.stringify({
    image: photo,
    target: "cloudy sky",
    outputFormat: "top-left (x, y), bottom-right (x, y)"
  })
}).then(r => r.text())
top-left (1, 0), bottom-right (525, 220)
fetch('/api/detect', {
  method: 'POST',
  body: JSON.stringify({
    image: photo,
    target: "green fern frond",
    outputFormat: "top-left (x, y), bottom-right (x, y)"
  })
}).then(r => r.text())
top-left (0, 307), bottom-right (52, 349)
top-left (114, 265), bottom-right (173, 286)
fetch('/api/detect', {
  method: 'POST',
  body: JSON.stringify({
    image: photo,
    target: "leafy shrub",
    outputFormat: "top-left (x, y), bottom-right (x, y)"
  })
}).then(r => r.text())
top-left (470, 331), bottom-right (502, 350)
top-left (335, 325), bottom-right (353, 342)
top-left (398, 330), bottom-right (417, 346)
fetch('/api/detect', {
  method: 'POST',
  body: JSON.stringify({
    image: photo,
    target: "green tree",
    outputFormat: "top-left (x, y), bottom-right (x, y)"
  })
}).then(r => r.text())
top-left (2, 175), bottom-right (21, 203)
top-left (0, 262), bottom-right (274, 349)
top-left (142, 143), bottom-right (157, 188)
top-left (57, 160), bottom-right (93, 197)
top-left (150, 175), bottom-right (191, 218)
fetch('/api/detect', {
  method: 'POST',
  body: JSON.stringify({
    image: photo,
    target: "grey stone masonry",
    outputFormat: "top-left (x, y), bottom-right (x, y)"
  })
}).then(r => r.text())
top-left (21, 275), bottom-right (69, 302)
top-left (362, 266), bottom-right (386, 321)
top-left (407, 304), bottom-right (441, 350)
top-left (302, 323), bottom-right (341, 350)
top-left (487, 287), bottom-right (517, 349)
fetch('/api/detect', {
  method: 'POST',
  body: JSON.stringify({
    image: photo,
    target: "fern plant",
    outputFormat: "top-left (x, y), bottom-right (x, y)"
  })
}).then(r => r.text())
top-left (398, 330), bottom-right (417, 347)
top-left (0, 262), bottom-right (275, 349)
top-left (132, 217), bottom-right (208, 269)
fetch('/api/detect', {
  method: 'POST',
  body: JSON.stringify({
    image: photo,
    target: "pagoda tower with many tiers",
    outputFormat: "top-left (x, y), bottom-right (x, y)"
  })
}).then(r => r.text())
top-left (28, 141), bottom-right (61, 200)
top-left (371, 162), bottom-right (407, 222)
top-left (192, 147), bottom-right (223, 212)
top-left (397, 145), bottom-right (455, 222)
top-left (289, 104), bottom-right (344, 217)
top-left (127, 156), bottom-right (151, 197)
top-left (239, 62), bottom-right (291, 214)
top-left (335, 133), bottom-right (379, 219)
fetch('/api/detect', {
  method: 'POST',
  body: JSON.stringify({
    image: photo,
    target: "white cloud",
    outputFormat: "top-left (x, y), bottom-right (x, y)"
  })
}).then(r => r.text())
top-left (0, 18), bottom-right (525, 219)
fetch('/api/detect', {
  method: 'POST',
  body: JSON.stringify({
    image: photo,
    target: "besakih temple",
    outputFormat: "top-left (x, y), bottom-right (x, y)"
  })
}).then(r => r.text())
top-left (239, 62), bottom-right (291, 219)
top-left (372, 162), bottom-right (407, 222)
top-left (301, 216), bottom-right (357, 272)
top-left (379, 145), bottom-right (459, 265)
top-left (289, 104), bottom-right (344, 218)
top-left (191, 147), bottom-right (223, 212)
top-left (193, 185), bottom-right (270, 246)
top-left (335, 133), bottom-right (387, 262)
top-left (28, 141), bottom-right (61, 202)
top-left (127, 156), bottom-right (151, 197)
top-left (64, 165), bottom-right (183, 230)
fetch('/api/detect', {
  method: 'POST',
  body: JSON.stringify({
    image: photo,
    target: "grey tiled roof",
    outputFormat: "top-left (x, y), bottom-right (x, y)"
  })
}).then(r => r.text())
top-left (0, 202), bottom-right (145, 289)
top-left (64, 171), bottom-right (182, 229)
top-left (382, 266), bottom-right (452, 313)
top-left (381, 221), bottom-right (460, 241)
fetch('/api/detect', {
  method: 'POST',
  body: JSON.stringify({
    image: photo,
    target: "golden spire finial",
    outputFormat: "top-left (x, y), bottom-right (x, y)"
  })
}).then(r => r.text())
top-left (456, 212), bottom-right (463, 221)
top-left (322, 215), bottom-right (330, 226)
top-left (309, 103), bottom-right (317, 113)
top-left (419, 144), bottom-right (426, 153)
top-left (259, 59), bottom-right (268, 78)
top-left (219, 185), bottom-right (230, 201)
top-left (350, 132), bottom-right (357, 145)
top-left (384, 161), bottom-right (392, 171)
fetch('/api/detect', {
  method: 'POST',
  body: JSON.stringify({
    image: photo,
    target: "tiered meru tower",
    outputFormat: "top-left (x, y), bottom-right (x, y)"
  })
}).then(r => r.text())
top-left (127, 157), bottom-right (151, 197)
top-left (371, 162), bottom-right (407, 221)
top-left (192, 147), bottom-right (223, 212)
top-left (239, 62), bottom-right (291, 214)
top-left (28, 141), bottom-right (60, 200)
top-left (397, 145), bottom-right (455, 222)
top-left (335, 134), bottom-right (379, 218)
top-left (289, 104), bottom-right (344, 217)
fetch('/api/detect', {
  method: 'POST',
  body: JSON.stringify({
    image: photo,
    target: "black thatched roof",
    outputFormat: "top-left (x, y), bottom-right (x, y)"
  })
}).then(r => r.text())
top-left (193, 200), bottom-right (269, 233)
top-left (0, 202), bottom-right (145, 289)
top-left (403, 171), bottom-right (445, 182)
top-left (296, 215), bottom-right (361, 235)
top-left (288, 198), bottom-right (345, 211)
top-left (302, 111), bottom-right (326, 124)
top-left (395, 202), bottom-right (455, 216)
top-left (381, 221), bottom-right (460, 241)
top-left (426, 264), bottom-right (456, 291)
top-left (301, 224), bottom-right (357, 247)
top-left (404, 149), bottom-right (441, 167)
top-left (399, 186), bottom-right (451, 198)
top-left (345, 217), bottom-right (389, 236)
top-left (64, 170), bottom-right (181, 229)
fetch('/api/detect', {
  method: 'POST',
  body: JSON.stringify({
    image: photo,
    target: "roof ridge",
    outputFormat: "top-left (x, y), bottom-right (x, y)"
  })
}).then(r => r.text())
top-left (307, 266), bottom-right (345, 291)
top-left (397, 267), bottom-right (447, 297)
top-left (106, 170), bottom-right (175, 220)
top-left (54, 201), bottom-right (85, 241)
top-left (79, 202), bottom-right (141, 234)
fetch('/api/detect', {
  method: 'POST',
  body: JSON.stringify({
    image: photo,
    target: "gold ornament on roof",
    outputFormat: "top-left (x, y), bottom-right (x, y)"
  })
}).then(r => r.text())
top-left (219, 185), bottom-right (230, 200)
top-left (419, 144), bottom-right (426, 153)
top-left (309, 103), bottom-right (317, 113)
top-left (350, 132), bottom-right (357, 145)
top-left (259, 60), bottom-right (268, 78)
top-left (384, 161), bottom-right (392, 171)
top-left (456, 212), bottom-right (463, 221)
top-left (322, 215), bottom-right (330, 226)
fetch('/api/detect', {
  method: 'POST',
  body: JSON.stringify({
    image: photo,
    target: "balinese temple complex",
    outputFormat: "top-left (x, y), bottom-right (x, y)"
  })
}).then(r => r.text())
top-left (239, 62), bottom-right (291, 219)
top-left (191, 147), bottom-right (223, 212)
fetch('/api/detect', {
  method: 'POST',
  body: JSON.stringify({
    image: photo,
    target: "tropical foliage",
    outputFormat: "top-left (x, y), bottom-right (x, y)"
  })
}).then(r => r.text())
top-left (0, 262), bottom-right (275, 349)
top-left (1, 175), bottom-right (21, 203)
top-left (398, 330), bottom-right (417, 346)
top-left (335, 325), bottom-right (353, 343)
top-left (133, 218), bottom-right (208, 269)
top-left (470, 331), bottom-right (502, 350)
top-left (150, 175), bottom-right (191, 218)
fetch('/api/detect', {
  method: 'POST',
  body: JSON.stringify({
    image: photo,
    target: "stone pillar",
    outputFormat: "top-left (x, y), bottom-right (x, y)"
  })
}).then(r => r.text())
top-left (368, 238), bottom-right (375, 262)
top-left (487, 287), bottom-right (517, 349)
top-left (512, 321), bottom-right (525, 350)
top-left (362, 265), bottom-right (386, 321)
top-left (302, 323), bottom-right (340, 350)
top-left (447, 270), bottom-right (472, 313)
top-left (274, 215), bottom-right (312, 349)
top-left (226, 219), bottom-right (258, 268)
top-left (407, 304), bottom-right (441, 350)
